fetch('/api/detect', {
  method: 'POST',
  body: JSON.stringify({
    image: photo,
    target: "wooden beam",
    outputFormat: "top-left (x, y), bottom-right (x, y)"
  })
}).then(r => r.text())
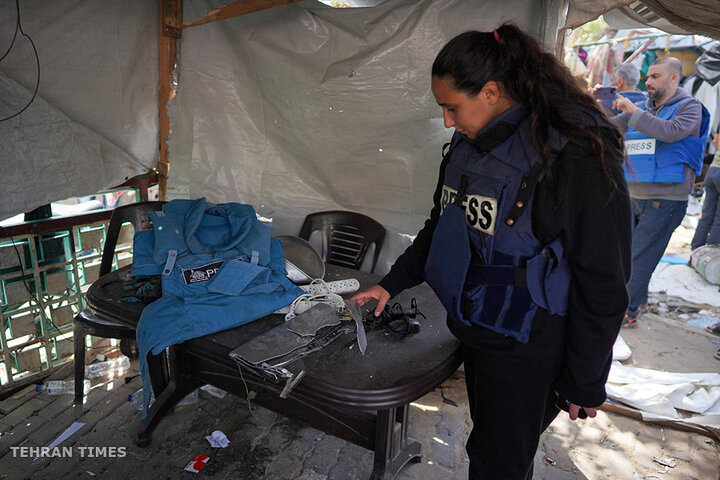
top-left (157, 0), bottom-right (182, 201)
top-left (182, 0), bottom-right (304, 29)
top-left (601, 401), bottom-right (720, 440)
top-left (162, 0), bottom-right (183, 38)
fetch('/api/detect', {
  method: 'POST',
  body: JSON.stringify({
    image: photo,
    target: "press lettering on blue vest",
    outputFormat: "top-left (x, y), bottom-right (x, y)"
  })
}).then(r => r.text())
top-left (440, 185), bottom-right (497, 235)
top-left (182, 260), bottom-right (225, 284)
top-left (625, 138), bottom-right (656, 155)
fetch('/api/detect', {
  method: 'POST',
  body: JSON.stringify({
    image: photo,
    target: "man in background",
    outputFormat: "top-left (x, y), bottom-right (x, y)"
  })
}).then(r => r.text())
top-left (611, 57), bottom-right (710, 328)
top-left (595, 63), bottom-right (647, 115)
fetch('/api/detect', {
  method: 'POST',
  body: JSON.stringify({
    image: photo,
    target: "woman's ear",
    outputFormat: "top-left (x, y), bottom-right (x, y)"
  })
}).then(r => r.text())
top-left (481, 81), bottom-right (501, 105)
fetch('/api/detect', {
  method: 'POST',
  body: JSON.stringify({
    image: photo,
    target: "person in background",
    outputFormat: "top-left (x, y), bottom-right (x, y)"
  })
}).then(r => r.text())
top-left (691, 129), bottom-right (720, 361)
top-left (613, 64), bottom-right (646, 101)
top-left (612, 57), bottom-right (710, 328)
top-left (691, 129), bottom-right (720, 250)
top-left (352, 24), bottom-right (631, 480)
top-left (599, 63), bottom-right (647, 115)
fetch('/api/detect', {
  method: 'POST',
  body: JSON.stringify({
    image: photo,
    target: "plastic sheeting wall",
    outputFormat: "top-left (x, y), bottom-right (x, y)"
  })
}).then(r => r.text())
top-left (169, 0), bottom-right (561, 274)
top-left (0, 0), bottom-right (158, 221)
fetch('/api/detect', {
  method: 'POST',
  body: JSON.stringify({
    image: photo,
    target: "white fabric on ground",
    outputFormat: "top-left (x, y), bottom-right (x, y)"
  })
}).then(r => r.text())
top-left (612, 334), bottom-right (632, 361)
top-left (648, 263), bottom-right (720, 307)
top-left (607, 361), bottom-right (720, 425)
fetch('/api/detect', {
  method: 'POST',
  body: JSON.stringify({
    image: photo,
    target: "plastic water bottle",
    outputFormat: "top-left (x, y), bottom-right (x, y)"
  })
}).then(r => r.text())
top-left (200, 384), bottom-right (227, 398)
top-left (36, 380), bottom-right (90, 395)
top-left (85, 356), bottom-right (131, 379)
top-left (129, 387), bottom-right (155, 410)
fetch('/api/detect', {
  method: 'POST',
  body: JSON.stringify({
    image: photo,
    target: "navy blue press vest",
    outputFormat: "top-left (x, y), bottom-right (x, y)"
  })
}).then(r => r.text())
top-left (425, 114), bottom-right (570, 343)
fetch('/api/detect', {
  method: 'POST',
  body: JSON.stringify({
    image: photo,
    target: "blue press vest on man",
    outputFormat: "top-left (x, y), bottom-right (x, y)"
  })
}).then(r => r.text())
top-left (131, 198), bottom-right (303, 414)
top-left (424, 105), bottom-right (571, 344)
top-left (624, 97), bottom-right (710, 183)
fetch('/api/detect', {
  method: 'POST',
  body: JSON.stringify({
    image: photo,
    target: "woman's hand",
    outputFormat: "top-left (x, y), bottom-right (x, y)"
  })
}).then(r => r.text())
top-left (556, 392), bottom-right (600, 421)
top-left (350, 285), bottom-right (391, 317)
top-left (568, 403), bottom-right (598, 421)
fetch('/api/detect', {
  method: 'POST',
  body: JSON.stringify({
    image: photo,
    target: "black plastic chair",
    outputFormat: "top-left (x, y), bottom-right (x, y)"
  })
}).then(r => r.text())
top-left (298, 210), bottom-right (386, 272)
top-left (73, 201), bottom-right (165, 404)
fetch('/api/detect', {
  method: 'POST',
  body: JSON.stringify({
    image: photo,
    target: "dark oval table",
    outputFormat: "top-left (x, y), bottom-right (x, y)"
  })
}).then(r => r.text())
top-left (86, 264), bottom-right (462, 480)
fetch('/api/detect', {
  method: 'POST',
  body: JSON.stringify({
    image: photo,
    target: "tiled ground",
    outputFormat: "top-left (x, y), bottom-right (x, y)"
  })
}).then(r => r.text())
top-left (0, 315), bottom-right (718, 479)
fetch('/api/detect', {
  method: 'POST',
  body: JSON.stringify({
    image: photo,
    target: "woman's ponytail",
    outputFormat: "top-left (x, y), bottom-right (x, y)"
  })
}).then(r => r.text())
top-left (433, 23), bottom-right (622, 179)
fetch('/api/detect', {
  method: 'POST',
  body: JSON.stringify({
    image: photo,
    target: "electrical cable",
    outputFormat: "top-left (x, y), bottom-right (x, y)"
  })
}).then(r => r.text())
top-left (0, 5), bottom-right (19, 63)
top-left (0, 0), bottom-right (40, 123)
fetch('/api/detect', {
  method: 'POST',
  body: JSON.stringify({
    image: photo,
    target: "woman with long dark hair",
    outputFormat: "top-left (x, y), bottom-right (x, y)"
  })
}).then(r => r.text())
top-left (352, 24), bottom-right (632, 479)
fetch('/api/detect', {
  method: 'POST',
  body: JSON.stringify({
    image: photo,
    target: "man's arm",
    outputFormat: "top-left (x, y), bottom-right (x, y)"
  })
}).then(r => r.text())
top-left (614, 96), bottom-right (702, 143)
top-left (609, 111), bottom-right (631, 133)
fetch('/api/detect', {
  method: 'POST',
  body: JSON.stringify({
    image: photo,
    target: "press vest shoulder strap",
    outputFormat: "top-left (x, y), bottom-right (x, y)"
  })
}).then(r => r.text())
top-left (505, 122), bottom-right (566, 227)
top-left (442, 135), bottom-right (462, 161)
top-left (505, 161), bottom-right (545, 227)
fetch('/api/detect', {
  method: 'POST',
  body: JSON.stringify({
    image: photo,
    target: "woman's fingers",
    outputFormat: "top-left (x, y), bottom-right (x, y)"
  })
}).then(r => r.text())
top-left (349, 285), bottom-right (390, 316)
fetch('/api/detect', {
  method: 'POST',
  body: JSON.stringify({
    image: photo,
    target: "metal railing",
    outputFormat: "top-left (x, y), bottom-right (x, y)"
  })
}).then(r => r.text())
top-left (0, 174), bottom-right (156, 394)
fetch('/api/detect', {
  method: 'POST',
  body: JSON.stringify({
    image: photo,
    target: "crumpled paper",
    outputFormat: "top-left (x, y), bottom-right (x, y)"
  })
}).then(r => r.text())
top-left (205, 430), bottom-right (230, 448)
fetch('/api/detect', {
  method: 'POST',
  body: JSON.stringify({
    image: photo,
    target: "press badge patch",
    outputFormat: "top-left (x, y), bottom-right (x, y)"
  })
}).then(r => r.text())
top-left (440, 185), bottom-right (498, 235)
top-left (182, 260), bottom-right (225, 284)
top-left (625, 138), bottom-right (656, 155)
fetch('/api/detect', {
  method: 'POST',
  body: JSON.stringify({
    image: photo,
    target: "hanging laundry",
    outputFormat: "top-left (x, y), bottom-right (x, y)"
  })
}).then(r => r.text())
top-left (585, 43), bottom-right (624, 87)
top-left (563, 47), bottom-right (588, 78)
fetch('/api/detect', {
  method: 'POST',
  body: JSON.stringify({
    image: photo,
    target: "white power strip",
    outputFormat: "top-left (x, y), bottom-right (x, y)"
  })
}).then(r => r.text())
top-left (274, 279), bottom-right (361, 315)
top-left (299, 278), bottom-right (360, 295)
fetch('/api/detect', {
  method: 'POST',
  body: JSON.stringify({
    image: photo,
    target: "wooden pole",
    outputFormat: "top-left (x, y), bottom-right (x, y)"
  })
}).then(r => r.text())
top-left (601, 401), bottom-right (720, 440)
top-left (182, 0), bottom-right (303, 29)
top-left (622, 37), bottom-right (656, 65)
top-left (157, 0), bottom-right (182, 201)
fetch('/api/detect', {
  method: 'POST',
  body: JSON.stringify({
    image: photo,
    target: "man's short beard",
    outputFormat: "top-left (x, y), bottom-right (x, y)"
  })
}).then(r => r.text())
top-left (648, 88), bottom-right (665, 102)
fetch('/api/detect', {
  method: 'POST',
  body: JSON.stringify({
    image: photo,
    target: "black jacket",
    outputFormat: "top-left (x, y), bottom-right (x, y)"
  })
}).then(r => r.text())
top-left (379, 108), bottom-right (632, 407)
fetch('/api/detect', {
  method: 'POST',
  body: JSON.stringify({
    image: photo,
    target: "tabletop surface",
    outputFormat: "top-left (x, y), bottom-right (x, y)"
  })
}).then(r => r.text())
top-left (87, 264), bottom-right (462, 404)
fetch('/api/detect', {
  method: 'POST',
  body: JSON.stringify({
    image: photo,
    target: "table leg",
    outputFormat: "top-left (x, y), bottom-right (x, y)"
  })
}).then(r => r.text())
top-left (370, 405), bottom-right (422, 480)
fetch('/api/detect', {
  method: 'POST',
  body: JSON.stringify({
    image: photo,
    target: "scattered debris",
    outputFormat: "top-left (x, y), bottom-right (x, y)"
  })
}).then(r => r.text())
top-left (34, 422), bottom-right (85, 461)
top-left (652, 456), bottom-right (677, 468)
top-left (440, 388), bottom-right (459, 407)
top-left (200, 384), bottom-right (227, 398)
top-left (543, 456), bottom-right (556, 466)
top-left (205, 430), bottom-right (230, 448)
top-left (185, 454), bottom-right (210, 473)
